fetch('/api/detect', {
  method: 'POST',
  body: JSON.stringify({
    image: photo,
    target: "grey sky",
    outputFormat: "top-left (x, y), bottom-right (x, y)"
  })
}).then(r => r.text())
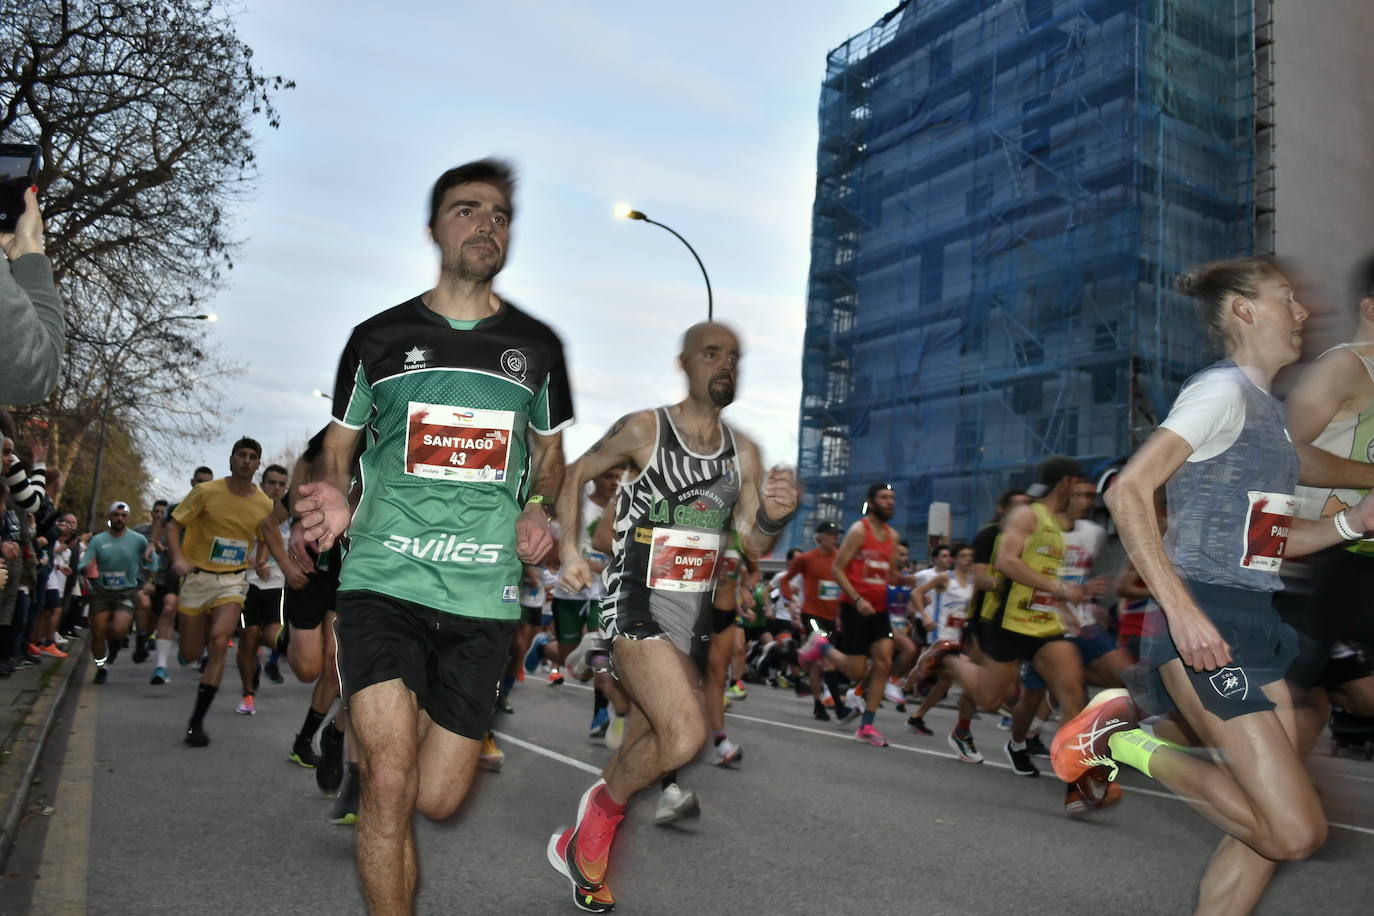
top-left (150, 0), bottom-right (896, 495)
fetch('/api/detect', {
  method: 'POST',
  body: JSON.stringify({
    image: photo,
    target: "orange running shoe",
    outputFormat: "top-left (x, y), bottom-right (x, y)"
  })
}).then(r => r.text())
top-left (572, 880), bottom-right (615, 913)
top-left (42, 643), bottom-right (69, 659)
top-left (550, 824), bottom-right (617, 912)
top-left (1064, 779), bottom-right (1093, 816)
top-left (1050, 688), bottom-right (1138, 783)
top-left (547, 782), bottom-right (621, 892)
top-left (1094, 777), bottom-right (1124, 809)
top-left (1066, 770), bottom-right (1125, 816)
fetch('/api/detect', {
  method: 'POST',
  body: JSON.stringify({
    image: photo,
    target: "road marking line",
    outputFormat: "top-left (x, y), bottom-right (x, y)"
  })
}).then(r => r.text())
top-left (546, 679), bottom-right (1374, 836)
top-left (33, 679), bottom-right (98, 911)
top-left (492, 730), bottom-right (602, 777)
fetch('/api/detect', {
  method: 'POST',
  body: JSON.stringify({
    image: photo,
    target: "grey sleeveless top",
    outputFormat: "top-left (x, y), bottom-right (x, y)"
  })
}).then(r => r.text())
top-left (1164, 361), bottom-right (1300, 591)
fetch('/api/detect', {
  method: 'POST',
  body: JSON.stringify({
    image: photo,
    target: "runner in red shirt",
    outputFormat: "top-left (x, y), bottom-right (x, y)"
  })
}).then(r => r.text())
top-left (783, 520), bottom-right (842, 719)
top-left (799, 483), bottom-right (897, 746)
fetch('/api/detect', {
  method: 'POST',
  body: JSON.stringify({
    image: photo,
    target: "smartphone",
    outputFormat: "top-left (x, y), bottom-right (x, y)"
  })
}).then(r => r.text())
top-left (0, 143), bottom-right (40, 233)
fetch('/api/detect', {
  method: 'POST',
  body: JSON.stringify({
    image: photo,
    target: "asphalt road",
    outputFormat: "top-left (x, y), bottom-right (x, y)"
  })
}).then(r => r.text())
top-left (3, 655), bottom-right (1374, 915)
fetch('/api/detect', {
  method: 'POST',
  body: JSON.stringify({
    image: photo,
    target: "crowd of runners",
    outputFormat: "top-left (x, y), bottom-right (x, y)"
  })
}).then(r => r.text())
top-left (7, 160), bottom-right (1374, 916)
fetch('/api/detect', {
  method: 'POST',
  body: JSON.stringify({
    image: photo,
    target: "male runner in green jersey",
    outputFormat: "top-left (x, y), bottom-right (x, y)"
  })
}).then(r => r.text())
top-left (296, 159), bottom-right (572, 914)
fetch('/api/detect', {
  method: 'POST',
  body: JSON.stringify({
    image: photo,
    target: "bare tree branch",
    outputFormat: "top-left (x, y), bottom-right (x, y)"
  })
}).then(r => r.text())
top-left (1, 0), bottom-right (291, 488)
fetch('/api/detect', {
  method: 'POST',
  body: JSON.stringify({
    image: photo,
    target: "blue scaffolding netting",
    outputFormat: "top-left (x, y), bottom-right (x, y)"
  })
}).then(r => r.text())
top-left (793, 0), bottom-right (1265, 546)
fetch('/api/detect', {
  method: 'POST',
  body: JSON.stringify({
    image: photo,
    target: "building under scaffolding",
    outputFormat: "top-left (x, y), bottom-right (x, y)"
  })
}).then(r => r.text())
top-left (795, 0), bottom-right (1266, 544)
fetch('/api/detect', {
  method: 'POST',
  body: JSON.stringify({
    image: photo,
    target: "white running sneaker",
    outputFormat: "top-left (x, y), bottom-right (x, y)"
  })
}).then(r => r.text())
top-left (605, 712), bottom-right (627, 750)
top-left (564, 631), bottom-right (601, 682)
top-left (713, 738), bottom-right (743, 767)
top-left (883, 680), bottom-right (906, 705)
top-left (654, 783), bottom-right (701, 824)
top-left (843, 687), bottom-right (864, 712)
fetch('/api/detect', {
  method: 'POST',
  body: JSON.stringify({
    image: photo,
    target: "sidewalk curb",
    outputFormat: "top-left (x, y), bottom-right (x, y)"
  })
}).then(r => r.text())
top-left (0, 635), bottom-right (88, 873)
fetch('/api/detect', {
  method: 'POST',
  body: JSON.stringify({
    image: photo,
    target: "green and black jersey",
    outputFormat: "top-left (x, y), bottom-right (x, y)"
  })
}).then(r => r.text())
top-left (331, 296), bottom-right (574, 620)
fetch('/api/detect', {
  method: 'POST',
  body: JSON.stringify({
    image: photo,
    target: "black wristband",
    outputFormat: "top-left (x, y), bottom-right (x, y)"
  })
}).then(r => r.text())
top-left (755, 506), bottom-right (794, 536)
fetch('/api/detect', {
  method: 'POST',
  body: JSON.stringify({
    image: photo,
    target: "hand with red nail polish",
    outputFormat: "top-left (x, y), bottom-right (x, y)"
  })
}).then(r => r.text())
top-left (0, 186), bottom-right (44, 259)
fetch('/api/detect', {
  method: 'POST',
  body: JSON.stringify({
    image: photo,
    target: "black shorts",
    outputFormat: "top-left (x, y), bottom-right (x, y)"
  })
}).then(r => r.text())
top-left (1321, 647), bottom-right (1373, 692)
top-left (711, 608), bottom-right (737, 635)
top-left (1125, 580), bottom-right (1297, 722)
top-left (741, 623), bottom-right (766, 644)
top-left (964, 614), bottom-right (984, 648)
top-left (801, 614), bottom-right (836, 636)
top-left (520, 603), bottom-right (543, 626)
top-left (765, 617), bottom-right (801, 640)
top-left (155, 573), bottom-right (181, 605)
top-left (336, 590), bottom-right (518, 740)
top-left (286, 566), bottom-right (339, 630)
top-left (1279, 548), bottom-right (1374, 688)
top-left (241, 585), bottom-right (284, 630)
top-left (981, 621), bottom-right (1065, 664)
top-left (833, 603), bottom-right (893, 656)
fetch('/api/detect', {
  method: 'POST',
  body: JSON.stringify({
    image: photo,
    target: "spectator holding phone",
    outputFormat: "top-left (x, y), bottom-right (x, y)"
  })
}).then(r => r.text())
top-left (0, 186), bottom-right (64, 405)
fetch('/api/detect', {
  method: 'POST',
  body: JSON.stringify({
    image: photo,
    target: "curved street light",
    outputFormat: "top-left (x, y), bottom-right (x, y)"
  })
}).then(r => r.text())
top-left (613, 203), bottom-right (713, 320)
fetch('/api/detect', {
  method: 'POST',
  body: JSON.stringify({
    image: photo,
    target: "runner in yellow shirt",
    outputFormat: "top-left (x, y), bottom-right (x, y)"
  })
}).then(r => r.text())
top-left (167, 437), bottom-right (278, 747)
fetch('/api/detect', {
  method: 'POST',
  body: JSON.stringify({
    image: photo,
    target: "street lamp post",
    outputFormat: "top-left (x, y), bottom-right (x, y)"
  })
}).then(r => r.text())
top-left (613, 204), bottom-right (714, 320)
top-left (80, 312), bottom-right (217, 531)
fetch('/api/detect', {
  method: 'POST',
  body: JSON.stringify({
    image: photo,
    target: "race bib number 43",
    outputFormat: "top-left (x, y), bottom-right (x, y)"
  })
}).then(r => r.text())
top-left (406, 402), bottom-right (515, 483)
top-left (1242, 490), bottom-right (1295, 571)
top-left (647, 529), bottom-right (723, 592)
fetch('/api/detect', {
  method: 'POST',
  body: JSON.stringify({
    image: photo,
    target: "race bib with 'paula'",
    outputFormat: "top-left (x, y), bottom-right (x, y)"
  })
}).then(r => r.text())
top-left (209, 536), bottom-right (248, 567)
top-left (646, 529), bottom-right (723, 592)
top-left (1241, 490), bottom-right (1294, 572)
top-left (405, 402), bottom-right (514, 483)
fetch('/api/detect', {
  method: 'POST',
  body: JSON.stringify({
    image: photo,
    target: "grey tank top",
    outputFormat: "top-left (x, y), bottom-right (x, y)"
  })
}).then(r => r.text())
top-left (1164, 360), bottom-right (1299, 591)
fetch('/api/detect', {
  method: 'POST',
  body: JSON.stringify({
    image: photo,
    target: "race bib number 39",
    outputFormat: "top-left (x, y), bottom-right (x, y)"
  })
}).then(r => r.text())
top-left (647, 529), bottom-right (723, 592)
top-left (406, 402), bottom-right (515, 483)
top-left (1242, 490), bottom-right (1295, 571)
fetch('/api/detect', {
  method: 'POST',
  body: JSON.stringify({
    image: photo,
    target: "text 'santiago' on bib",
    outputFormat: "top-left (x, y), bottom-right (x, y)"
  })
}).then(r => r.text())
top-left (406, 402), bottom-right (515, 483)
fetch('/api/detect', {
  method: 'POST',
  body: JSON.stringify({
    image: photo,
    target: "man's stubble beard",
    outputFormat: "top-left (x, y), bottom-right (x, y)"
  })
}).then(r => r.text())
top-left (444, 245), bottom-right (504, 285)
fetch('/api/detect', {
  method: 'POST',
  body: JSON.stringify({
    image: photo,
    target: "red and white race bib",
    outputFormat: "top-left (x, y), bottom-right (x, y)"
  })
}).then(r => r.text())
top-left (862, 555), bottom-right (890, 586)
top-left (646, 529), bottom-right (723, 592)
top-left (1241, 490), bottom-right (1294, 571)
top-left (405, 402), bottom-right (514, 483)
